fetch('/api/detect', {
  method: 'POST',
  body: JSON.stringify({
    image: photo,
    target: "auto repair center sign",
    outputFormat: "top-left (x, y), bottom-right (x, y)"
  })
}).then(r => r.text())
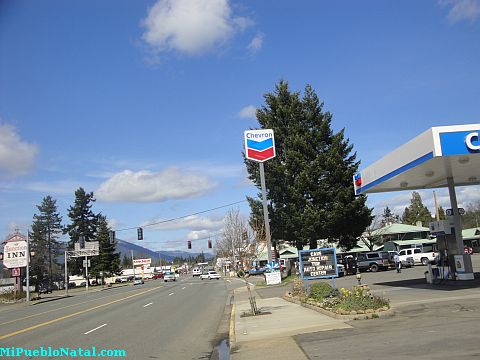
top-left (3, 240), bottom-right (28, 268)
top-left (244, 129), bottom-right (276, 162)
top-left (299, 248), bottom-right (338, 280)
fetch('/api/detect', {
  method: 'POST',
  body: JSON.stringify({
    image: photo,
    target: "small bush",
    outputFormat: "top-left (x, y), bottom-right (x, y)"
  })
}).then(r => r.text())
top-left (309, 283), bottom-right (337, 301)
top-left (291, 278), bottom-right (306, 298)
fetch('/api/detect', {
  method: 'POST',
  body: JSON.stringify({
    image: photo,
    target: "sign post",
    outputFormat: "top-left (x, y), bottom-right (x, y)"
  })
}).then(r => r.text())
top-left (244, 129), bottom-right (276, 263)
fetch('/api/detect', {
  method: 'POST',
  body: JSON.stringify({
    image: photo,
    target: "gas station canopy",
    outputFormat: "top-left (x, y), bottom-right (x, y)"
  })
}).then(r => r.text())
top-left (354, 124), bottom-right (480, 195)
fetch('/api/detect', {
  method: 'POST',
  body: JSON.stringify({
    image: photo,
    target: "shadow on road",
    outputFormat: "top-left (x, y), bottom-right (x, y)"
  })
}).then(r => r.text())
top-left (374, 272), bottom-right (480, 291)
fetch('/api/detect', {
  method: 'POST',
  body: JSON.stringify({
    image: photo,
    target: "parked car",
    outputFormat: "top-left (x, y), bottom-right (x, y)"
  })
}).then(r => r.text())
top-left (200, 271), bottom-right (221, 280)
top-left (164, 271), bottom-right (176, 282)
top-left (115, 277), bottom-right (128, 283)
top-left (153, 273), bottom-right (164, 279)
top-left (38, 283), bottom-right (54, 294)
top-left (133, 277), bottom-right (144, 285)
top-left (192, 268), bottom-right (202, 277)
top-left (356, 251), bottom-right (391, 272)
top-left (248, 267), bottom-right (265, 275)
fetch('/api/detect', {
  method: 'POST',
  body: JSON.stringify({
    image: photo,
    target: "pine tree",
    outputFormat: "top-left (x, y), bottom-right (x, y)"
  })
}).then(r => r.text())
top-left (381, 206), bottom-right (399, 226)
top-left (64, 188), bottom-right (98, 275)
top-left (401, 191), bottom-right (433, 227)
top-left (91, 215), bottom-right (121, 280)
top-left (244, 81), bottom-right (372, 250)
top-left (30, 196), bottom-right (63, 288)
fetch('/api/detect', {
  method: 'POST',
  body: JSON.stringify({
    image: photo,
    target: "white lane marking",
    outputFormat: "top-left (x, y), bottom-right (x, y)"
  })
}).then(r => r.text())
top-left (84, 323), bottom-right (107, 335)
top-left (143, 302), bottom-right (153, 308)
top-left (182, 287), bottom-right (186, 290)
top-left (189, 283), bottom-right (193, 285)
top-left (226, 280), bottom-right (231, 283)
top-left (168, 292), bottom-right (174, 296)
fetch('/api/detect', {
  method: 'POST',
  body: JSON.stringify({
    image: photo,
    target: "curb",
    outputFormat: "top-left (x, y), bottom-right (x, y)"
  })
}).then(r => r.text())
top-left (283, 295), bottom-right (395, 320)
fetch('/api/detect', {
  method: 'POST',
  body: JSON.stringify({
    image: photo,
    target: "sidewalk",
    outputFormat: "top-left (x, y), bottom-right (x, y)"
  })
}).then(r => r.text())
top-left (230, 285), bottom-right (350, 360)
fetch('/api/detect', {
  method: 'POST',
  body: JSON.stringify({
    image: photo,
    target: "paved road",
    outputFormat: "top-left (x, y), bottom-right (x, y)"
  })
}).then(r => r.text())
top-left (0, 276), bottom-right (241, 359)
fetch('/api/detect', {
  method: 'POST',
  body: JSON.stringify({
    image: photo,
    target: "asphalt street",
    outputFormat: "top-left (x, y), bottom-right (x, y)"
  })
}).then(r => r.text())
top-left (0, 276), bottom-right (241, 359)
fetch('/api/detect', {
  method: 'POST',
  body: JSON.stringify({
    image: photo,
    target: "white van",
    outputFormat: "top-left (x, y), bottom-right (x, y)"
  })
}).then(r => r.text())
top-left (192, 268), bottom-right (202, 277)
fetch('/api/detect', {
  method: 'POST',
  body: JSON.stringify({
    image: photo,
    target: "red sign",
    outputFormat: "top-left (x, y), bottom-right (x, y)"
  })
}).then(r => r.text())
top-left (12, 267), bottom-right (20, 277)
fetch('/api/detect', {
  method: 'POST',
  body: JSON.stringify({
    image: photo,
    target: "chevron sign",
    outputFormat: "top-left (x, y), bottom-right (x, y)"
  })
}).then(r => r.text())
top-left (244, 129), bottom-right (276, 162)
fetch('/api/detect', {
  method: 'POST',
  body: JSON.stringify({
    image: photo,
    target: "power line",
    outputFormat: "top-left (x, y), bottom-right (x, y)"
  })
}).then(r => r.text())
top-left (115, 199), bottom-right (248, 232)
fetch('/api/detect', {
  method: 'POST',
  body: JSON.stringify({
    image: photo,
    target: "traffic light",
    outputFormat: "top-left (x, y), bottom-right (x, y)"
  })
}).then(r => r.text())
top-left (79, 236), bottom-right (85, 249)
top-left (208, 239), bottom-right (212, 249)
top-left (109, 231), bottom-right (115, 244)
top-left (137, 227), bottom-right (143, 240)
top-left (187, 241), bottom-right (192, 249)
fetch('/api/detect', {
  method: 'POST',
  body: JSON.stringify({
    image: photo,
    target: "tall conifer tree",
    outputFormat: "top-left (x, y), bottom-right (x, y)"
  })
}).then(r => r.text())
top-left (30, 196), bottom-right (63, 287)
top-left (245, 81), bottom-right (372, 250)
top-left (64, 188), bottom-right (98, 275)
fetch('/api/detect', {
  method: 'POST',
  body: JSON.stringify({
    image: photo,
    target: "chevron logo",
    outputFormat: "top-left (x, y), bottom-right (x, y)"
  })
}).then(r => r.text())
top-left (244, 129), bottom-right (276, 162)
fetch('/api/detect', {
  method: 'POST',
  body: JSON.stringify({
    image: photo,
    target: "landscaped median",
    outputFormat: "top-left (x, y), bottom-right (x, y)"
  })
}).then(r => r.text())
top-left (284, 278), bottom-right (393, 320)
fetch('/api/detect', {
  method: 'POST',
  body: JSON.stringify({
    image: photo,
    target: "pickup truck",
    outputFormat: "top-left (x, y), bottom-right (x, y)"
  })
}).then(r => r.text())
top-left (398, 248), bottom-right (436, 266)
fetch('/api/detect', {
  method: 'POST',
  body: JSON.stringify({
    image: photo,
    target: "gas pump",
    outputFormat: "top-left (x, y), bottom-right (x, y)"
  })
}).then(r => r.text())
top-left (429, 218), bottom-right (474, 281)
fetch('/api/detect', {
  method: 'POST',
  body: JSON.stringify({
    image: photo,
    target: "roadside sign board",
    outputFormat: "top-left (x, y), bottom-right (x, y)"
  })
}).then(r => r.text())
top-left (244, 129), bottom-right (276, 162)
top-left (299, 248), bottom-right (338, 280)
top-left (133, 258), bottom-right (151, 266)
top-left (265, 271), bottom-right (281, 285)
top-left (83, 259), bottom-right (91, 268)
top-left (12, 267), bottom-right (20, 277)
top-left (3, 240), bottom-right (28, 268)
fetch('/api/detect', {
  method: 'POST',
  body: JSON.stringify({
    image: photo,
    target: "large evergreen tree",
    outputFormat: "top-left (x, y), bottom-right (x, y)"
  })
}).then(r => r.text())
top-left (91, 215), bottom-right (121, 280)
top-left (245, 81), bottom-right (372, 250)
top-left (401, 191), bottom-right (433, 227)
top-left (64, 188), bottom-right (98, 275)
top-left (30, 196), bottom-right (63, 287)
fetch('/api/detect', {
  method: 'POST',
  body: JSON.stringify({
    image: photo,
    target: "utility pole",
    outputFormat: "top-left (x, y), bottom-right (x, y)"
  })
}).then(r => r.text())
top-left (131, 250), bottom-right (136, 280)
top-left (434, 191), bottom-right (440, 221)
top-left (26, 231), bottom-right (30, 303)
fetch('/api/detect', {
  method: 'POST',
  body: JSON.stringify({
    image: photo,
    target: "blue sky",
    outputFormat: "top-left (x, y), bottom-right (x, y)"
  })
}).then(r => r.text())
top-left (1, 0), bottom-right (479, 251)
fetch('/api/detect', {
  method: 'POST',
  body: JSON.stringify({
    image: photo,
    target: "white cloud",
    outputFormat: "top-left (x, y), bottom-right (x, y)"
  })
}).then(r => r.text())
top-left (141, 215), bottom-right (224, 231)
top-left (95, 168), bottom-right (217, 202)
top-left (187, 229), bottom-right (212, 240)
top-left (439, 0), bottom-right (480, 23)
top-left (141, 0), bottom-right (252, 57)
top-left (0, 123), bottom-right (38, 178)
top-left (247, 33), bottom-right (264, 52)
top-left (238, 105), bottom-right (257, 119)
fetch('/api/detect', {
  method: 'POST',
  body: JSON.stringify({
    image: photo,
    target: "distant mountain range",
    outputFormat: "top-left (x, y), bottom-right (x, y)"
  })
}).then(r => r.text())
top-left (116, 239), bottom-right (214, 263)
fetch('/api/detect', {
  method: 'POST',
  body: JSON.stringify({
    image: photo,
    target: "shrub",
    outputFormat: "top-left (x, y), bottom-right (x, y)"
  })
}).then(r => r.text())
top-left (309, 282), bottom-right (337, 301)
top-left (291, 278), bottom-right (306, 298)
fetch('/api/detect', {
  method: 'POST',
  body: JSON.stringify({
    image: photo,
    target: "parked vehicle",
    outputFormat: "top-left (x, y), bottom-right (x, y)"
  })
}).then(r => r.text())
top-left (248, 267), bottom-right (265, 275)
top-left (337, 264), bottom-right (345, 277)
top-left (133, 276), bottom-right (144, 285)
top-left (388, 251), bottom-right (414, 268)
top-left (356, 251), bottom-right (391, 272)
top-left (153, 273), bottom-right (164, 280)
top-left (38, 282), bottom-right (54, 294)
top-left (200, 271), bottom-right (221, 280)
top-left (398, 248), bottom-right (436, 265)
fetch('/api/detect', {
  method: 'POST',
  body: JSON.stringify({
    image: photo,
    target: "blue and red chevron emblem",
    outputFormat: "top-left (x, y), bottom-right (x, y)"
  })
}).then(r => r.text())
top-left (244, 129), bottom-right (276, 162)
